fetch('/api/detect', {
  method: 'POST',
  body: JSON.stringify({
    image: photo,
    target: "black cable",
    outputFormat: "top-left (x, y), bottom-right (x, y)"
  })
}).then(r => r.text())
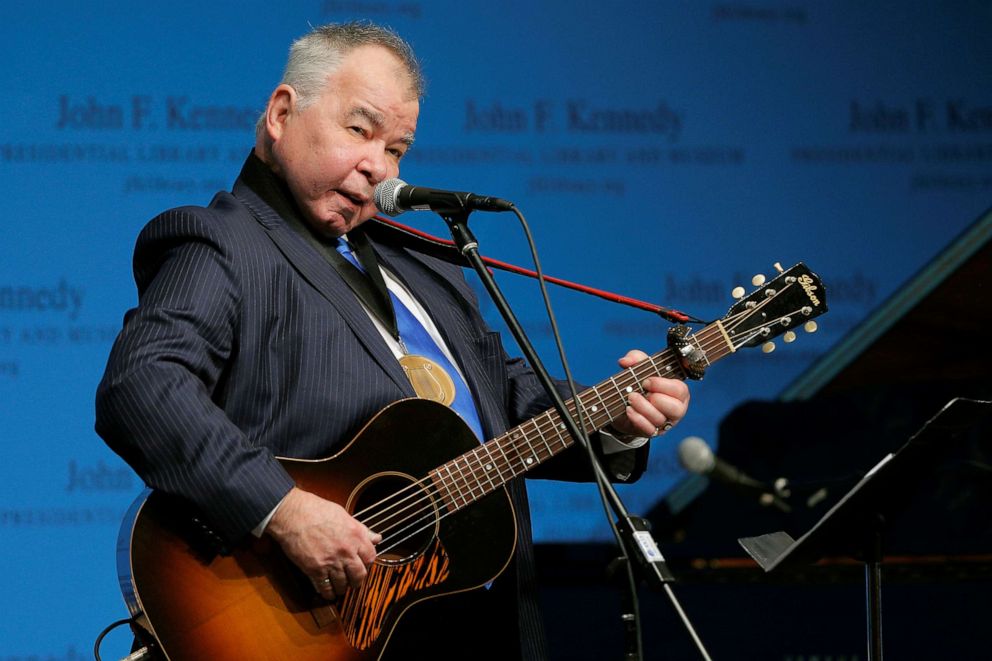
top-left (93, 617), bottom-right (134, 661)
top-left (509, 206), bottom-right (645, 660)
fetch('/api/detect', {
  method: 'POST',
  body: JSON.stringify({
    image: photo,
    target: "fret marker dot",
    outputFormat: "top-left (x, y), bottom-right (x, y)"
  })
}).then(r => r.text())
top-left (625, 386), bottom-right (633, 393)
top-left (526, 457), bottom-right (534, 465)
top-left (591, 405), bottom-right (598, 412)
top-left (485, 463), bottom-right (492, 470)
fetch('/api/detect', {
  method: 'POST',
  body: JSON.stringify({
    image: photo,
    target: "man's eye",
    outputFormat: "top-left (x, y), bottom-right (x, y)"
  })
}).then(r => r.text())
top-left (349, 126), bottom-right (367, 136)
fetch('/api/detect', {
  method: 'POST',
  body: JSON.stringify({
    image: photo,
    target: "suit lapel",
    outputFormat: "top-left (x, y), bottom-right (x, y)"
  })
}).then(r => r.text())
top-left (232, 181), bottom-right (415, 397)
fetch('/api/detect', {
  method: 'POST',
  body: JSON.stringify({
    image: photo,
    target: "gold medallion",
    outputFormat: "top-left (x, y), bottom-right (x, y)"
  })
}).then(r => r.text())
top-left (398, 354), bottom-right (456, 405)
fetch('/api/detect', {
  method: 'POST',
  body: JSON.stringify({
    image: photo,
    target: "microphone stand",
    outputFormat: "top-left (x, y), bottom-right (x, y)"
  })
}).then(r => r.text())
top-left (440, 210), bottom-right (712, 661)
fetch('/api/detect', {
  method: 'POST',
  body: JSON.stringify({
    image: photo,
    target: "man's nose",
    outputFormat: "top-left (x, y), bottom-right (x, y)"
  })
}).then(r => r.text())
top-left (358, 145), bottom-right (389, 184)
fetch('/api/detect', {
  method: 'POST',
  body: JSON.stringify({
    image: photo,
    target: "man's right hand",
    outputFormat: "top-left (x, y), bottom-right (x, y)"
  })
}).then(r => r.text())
top-left (265, 487), bottom-right (381, 601)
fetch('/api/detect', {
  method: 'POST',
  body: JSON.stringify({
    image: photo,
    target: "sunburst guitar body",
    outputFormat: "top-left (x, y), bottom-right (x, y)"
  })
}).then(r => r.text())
top-left (120, 399), bottom-right (516, 660)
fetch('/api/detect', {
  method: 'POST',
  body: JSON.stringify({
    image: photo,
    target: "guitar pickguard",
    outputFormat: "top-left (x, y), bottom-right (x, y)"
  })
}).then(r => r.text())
top-left (339, 536), bottom-right (451, 650)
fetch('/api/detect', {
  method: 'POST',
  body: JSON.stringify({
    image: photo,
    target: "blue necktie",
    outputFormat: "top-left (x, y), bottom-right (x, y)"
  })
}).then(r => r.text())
top-left (336, 238), bottom-right (485, 442)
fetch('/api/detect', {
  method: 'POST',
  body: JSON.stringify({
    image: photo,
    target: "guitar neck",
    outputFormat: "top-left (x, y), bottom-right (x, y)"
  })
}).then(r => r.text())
top-left (428, 320), bottom-right (736, 513)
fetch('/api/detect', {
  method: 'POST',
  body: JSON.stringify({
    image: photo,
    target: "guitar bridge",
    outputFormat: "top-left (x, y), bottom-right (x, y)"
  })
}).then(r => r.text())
top-left (187, 514), bottom-right (231, 559)
top-left (310, 600), bottom-right (341, 630)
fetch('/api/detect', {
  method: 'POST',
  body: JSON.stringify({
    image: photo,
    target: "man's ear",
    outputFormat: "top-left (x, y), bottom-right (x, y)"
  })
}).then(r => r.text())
top-left (263, 84), bottom-right (296, 142)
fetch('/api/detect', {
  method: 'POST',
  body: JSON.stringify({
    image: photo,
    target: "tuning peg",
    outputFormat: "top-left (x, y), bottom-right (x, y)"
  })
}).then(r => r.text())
top-left (761, 341), bottom-right (776, 353)
top-left (773, 263), bottom-right (784, 273)
top-left (804, 321), bottom-right (818, 333)
top-left (731, 286), bottom-right (746, 299)
top-left (751, 274), bottom-right (766, 286)
top-left (783, 331), bottom-right (797, 343)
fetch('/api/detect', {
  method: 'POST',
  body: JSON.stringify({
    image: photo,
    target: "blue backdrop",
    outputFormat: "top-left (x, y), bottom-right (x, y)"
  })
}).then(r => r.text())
top-left (2, 1), bottom-right (990, 657)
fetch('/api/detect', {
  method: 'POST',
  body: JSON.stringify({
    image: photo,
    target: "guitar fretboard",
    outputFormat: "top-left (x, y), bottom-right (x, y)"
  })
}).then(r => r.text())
top-left (428, 320), bottom-right (736, 512)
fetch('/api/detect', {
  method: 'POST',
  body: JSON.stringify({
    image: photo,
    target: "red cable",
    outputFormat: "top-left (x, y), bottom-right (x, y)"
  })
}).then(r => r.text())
top-left (373, 216), bottom-right (693, 324)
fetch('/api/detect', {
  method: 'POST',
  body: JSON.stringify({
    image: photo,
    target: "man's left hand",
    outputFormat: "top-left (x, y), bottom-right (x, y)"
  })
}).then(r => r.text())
top-left (609, 349), bottom-right (690, 438)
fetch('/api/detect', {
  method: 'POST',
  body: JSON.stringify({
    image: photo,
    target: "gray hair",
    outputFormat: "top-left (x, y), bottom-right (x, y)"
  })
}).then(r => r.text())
top-left (256, 21), bottom-right (424, 136)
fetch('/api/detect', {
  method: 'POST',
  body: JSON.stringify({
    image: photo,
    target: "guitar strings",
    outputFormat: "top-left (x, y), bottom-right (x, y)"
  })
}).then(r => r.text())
top-left (362, 298), bottom-right (807, 555)
top-left (373, 317), bottom-right (808, 557)
top-left (357, 287), bottom-right (809, 555)
top-left (355, 371), bottom-right (640, 539)
top-left (366, 300), bottom-right (807, 556)
top-left (353, 334), bottom-right (693, 532)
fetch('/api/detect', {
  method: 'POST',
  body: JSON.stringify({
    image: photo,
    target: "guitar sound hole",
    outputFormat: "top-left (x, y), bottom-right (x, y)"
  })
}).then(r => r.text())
top-left (348, 472), bottom-right (439, 565)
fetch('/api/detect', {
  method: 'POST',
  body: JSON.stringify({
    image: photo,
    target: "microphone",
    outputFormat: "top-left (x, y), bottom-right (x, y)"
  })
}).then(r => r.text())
top-left (677, 436), bottom-right (791, 512)
top-left (374, 178), bottom-right (515, 217)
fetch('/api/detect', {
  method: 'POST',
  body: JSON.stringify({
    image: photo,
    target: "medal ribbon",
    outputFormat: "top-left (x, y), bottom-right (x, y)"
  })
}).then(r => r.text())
top-left (336, 238), bottom-right (485, 442)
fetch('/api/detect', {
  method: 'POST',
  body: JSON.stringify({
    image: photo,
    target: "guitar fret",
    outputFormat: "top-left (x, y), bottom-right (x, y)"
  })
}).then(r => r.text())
top-left (462, 451), bottom-right (481, 500)
top-left (570, 392), bottom-right (589, 430)
top-left (702, 327), bottom-right (723, 360)
top-left (610, 375), bottom-right (636, 413)
top-left (537, 414), bottom-right (564, 455)
top-left (656, 351), bottom-right (676, 375)
top-left (504, 431), bottom-right (528, 475)
top-left (478, 444), bottom-right (496, 487)
top-left (427, 469), bottom-right (453, 512)
top-left (566, 389), bottom-right (606, 430)
top-left (456, 458), bottom-right (474, 506)
top-left (627, 367), bottom-right (640, 391)
top-left (645, 353), bottom-right (661, 379)
top-left (435, 465), bottom-right (450, 507)
top-left (491, 442), bottom-right (512, 483)
top-left (445, 462), bottom-right (468, 509)
top-left (478, 445), bottom-right (499, 492)
top-left (590, 386), bottom-right (610, 425)
top-left (460, 454), bottom-right (484, 501)
top-left (532, 416), bottom-right (554, 458)
top-left (553, 418), bottom-right (569, 451)
top-left (710, 326), bottom-right (736, 362)
top-left (609, 377), bottom-right (625, 405)
top-left (493, 439), bottom-right (520, 480)
top-left (515, 429), bottom-right (540, 469)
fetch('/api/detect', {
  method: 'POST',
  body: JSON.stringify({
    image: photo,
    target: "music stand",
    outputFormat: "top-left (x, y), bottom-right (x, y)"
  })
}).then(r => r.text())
top-left (738, 397), bottom-right (991, 661)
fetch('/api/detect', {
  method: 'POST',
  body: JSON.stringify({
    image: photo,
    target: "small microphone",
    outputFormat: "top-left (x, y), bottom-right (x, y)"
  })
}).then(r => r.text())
top-left (678, 436), bottom-right (791, 512)
top-left (374, 178), bottom-right (515, 217)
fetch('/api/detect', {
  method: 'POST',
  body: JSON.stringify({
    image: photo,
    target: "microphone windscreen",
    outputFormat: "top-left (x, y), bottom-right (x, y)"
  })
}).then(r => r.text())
top-left (678, 436), bottom-right (716, 475)
top-left (374, 178), bottom-right (406, 217)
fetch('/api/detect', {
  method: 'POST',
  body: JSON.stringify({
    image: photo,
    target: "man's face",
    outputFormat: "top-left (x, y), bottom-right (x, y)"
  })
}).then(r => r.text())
top-left (267, 45), bottom-right (419, 238)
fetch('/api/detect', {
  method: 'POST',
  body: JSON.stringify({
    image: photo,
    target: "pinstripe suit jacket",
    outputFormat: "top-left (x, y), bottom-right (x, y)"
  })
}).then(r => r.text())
top-left (96, 161), bottom-right (648, 660)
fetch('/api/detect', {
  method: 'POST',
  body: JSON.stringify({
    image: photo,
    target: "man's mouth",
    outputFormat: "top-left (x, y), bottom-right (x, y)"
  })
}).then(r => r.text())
top-left (340, 190), bottom-right (368, 207)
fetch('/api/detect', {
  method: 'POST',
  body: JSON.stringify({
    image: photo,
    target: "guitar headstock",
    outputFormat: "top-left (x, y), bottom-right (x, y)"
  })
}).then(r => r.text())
top-left (723, 262), bottom-right (828, 353)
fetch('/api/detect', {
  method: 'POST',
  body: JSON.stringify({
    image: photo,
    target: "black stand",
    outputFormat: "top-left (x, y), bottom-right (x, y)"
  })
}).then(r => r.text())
top-left (441, 211), bottom-right (712, 660)
top-left (440, 211), bottom-right (674, 583)
top-left (738, 397), bottom-right (991, 661)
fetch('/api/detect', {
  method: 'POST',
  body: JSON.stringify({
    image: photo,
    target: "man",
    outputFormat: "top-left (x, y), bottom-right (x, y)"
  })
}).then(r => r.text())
top-left (96, 22), bottom-right (689, 661)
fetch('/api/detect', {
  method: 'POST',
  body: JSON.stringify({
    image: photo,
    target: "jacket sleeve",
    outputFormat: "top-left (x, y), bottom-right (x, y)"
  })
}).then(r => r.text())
top-left (95, 207), bottom-right (294, 542)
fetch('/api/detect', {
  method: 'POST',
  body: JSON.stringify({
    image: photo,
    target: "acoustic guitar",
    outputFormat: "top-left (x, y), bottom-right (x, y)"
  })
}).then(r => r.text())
top-left (117, 262), bottom-right (827, 660)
